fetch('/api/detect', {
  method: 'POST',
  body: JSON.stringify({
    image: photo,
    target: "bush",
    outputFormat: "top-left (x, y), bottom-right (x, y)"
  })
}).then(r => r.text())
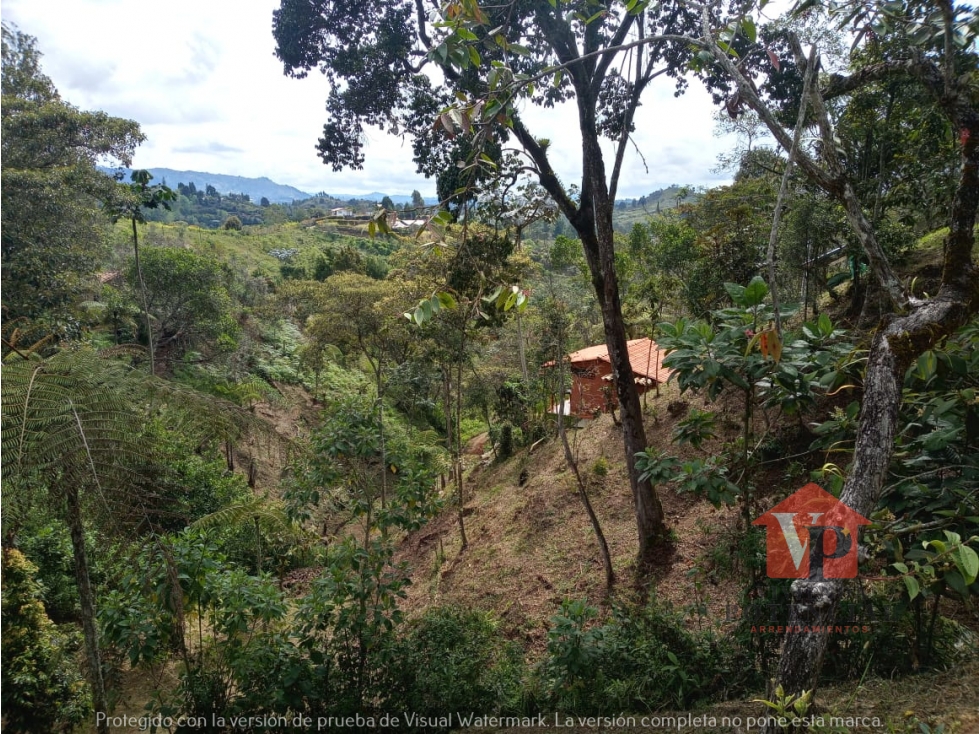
top-left (492, 421), bottom-right (515, 459)
top-left (17, 518), bottom-right (116, 624)
top-left (383, 607), bottom-right (526, 724)
top-left (1, 549), bottom-right (92, 733)
top-left (539, 597), bottom-right (754, 714)
top-left (18, 523), bottom-right (82, 622)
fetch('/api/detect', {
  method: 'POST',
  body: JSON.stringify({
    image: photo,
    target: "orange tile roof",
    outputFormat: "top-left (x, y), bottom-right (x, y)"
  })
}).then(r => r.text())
top-left (566, 337), bottom-right (671, 381)
top-left (564, 343), bottom-right (613, 362)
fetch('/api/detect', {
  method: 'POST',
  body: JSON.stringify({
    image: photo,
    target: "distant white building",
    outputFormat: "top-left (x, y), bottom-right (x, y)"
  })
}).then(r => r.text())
top-left (391, 218), bottom-right (428, 230)
top-left (330, 207), bottom-right (354, 217)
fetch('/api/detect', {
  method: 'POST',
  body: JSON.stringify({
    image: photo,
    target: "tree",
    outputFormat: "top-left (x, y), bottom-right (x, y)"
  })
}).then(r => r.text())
top-left (223, 214), bottom-right (243, 230)
top-left (697, 0), bottom-right (979, 713)
top-left (380, 195), bottom-right (396, 211)
top-left (1, 24), bottom-right (143, 335)
top-left (106, 170), bottom-right (176, 375)
top-left (271, 0), bottom-right (710, 566)
top-left (131, 247), bottom-right (239, 362)
top-left (410, 189), bottom-right (425, 211)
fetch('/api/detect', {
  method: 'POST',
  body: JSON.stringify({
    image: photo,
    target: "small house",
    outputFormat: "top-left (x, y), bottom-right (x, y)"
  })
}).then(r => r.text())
top-left (330, 206), bottom-right (354, 218)
top-left (548, 337), bottom-right (671, 417)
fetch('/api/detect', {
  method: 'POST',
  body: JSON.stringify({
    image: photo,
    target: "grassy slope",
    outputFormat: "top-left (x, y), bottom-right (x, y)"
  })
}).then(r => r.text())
top-left (109, 217), bottom-right (393, 275)
top-left (395, 380), bottom-right (748, 651)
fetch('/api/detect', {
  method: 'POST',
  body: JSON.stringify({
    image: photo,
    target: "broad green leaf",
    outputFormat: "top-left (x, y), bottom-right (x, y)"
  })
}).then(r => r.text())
top-left (916, 351), bottom-right (937, 380)
top-left (903, 575), bottom-right (920, 601)
top-left (483, 98), bottom-right (503, 119)
top-left (742, 17), bottom-right (757, 43)
top-left (432, 210), bottom-right (453, 226)
top-left (436, 292), bottom-right (457, 309)
top-left (951, 544), bottom-right (979, 585)
top-left (716, 40), bottom-right (739, 58)
top-left (743, 276), bottom-right (769, 307)
top-left (723, 282), bottom-right (746, 303)
top-left (945, 570), bottom-right (969, 598)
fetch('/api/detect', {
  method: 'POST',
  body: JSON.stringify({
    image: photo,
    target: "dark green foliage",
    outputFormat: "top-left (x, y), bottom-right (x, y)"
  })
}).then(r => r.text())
top-left (130, 247), bottom-right (240, 357)
top-left (279, 241), bottom-right (393, 282)
top-left (492, 421), bottom-right (516, 460)
top-left (539, 598), bottom-right (754, 714)
top-left (383, 607), bottom-right (526, 724)
top-left (1, 24), bottom-right (143, 329)
top-left (682, 179), bottom-right (774, 316)
top-left (2, 549), bottom-right (91, 733)
top-left (222, 215), bottom-right (243, 231)
top-left (17, 522), bottom-right (96, 623)
top-left (671, 408), bottom-right (717, 449)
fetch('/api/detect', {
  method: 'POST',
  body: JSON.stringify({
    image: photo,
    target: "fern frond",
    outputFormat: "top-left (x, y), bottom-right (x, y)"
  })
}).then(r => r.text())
top-left (2, 347), bottom-right (289, 533)
top-left (190, 496), bottom-right (306, 539)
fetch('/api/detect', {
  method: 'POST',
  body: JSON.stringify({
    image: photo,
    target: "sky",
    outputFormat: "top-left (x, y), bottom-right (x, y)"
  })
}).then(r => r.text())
top-left (2, 0), bottom-right (750, 200)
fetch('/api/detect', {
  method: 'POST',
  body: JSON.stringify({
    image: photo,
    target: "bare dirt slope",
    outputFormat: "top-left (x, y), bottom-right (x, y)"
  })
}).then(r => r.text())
top-left (395, 381), bottom-right (753, 651)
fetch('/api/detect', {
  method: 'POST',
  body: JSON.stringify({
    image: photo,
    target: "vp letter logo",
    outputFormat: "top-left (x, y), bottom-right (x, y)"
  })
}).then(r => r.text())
top-left (753, 483), bottom-right (870, 579)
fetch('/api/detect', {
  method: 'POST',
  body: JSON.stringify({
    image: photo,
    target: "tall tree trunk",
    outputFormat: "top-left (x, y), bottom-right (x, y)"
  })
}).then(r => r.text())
top-left (763, 86), bottom-right (978, 732)
top-left (131, 217), bottom-right (155, 376)
top-left (557, 338), bottom-right (615, 591)
top-left (512, 116), bottom-right (669, 569)
top-left (66, 483), bottom-right (108, 734)
top-left (578, 154), bottom-right (667, 568)
top-left (595, 269), bottom-right (666, 569)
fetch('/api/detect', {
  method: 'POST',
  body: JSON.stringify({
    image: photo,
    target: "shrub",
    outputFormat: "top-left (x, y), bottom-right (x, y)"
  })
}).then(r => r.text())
top-left (18, 523), bottom-right (81, 622)
top-left (492, 421), bottom-right (515, 460)
top-left (1, 549), bottom-right (91, 733)
top-left (539, 597), bottom-right (755, 714)
top-left (383, 607), bottom-right (526, 724)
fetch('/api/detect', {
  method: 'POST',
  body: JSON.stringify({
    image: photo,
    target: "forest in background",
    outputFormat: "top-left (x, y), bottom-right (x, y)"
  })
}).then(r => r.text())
top-left (2, 0), bottom-right (978, 732)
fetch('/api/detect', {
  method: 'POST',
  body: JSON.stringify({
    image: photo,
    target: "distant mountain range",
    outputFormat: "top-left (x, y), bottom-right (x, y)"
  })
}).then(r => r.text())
top-left (100, 167), bottom-right (437, 206)
top-left (99, 166), bottom-right (683, 211)
top-left (101, 168), bottom-right (312, 204)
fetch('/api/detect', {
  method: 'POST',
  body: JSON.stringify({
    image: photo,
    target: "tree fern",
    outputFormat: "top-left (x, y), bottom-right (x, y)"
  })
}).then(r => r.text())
top-left (190, 494), bottom-right (304, 538)
top-left (2, 346), bottom-right (287, 730)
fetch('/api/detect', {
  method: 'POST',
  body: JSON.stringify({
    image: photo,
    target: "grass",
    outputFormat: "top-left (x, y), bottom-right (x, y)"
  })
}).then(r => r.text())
top-left (109, 218), bottom-right (402, 277)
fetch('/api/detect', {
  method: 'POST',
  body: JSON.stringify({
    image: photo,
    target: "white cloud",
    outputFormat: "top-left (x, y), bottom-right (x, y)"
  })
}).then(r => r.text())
top-left (2, 0), bottom-right (738, 200)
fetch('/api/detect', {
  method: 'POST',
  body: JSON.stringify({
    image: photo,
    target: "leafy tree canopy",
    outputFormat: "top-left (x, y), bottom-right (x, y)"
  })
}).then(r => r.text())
top-left (1, 24), bottom-right (143, 329)
top-left (129, 247), bottom-right (239, 358)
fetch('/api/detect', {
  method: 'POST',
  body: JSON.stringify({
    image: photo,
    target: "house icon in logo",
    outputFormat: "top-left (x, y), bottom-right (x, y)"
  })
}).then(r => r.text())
top-left (753, 483), bottom-right (870, 579)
